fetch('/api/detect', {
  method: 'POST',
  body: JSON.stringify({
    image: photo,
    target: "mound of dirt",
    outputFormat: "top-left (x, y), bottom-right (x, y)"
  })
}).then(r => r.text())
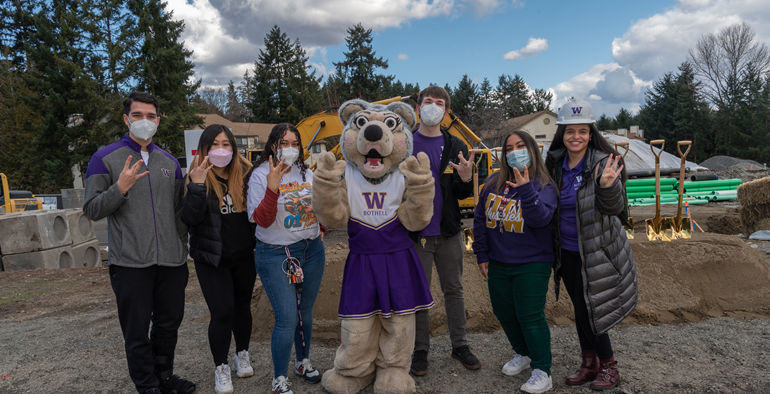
top-left (700, 155), bottom-right (762, 171)
top-left (251, 232), bottom-right (770, 341)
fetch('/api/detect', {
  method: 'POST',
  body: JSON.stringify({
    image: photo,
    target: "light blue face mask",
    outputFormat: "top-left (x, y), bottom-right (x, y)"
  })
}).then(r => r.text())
top-left (506, 149), bottom-right (531, 172)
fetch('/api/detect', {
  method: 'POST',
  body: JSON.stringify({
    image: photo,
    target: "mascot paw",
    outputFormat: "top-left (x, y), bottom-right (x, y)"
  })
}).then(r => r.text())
top-left (399, 152), bottom-right (433, 185)
top-left (315, 152), bottom-right (347, 183)
top-left (373, 367), bottom-right (416, 394)
top-left (322, 368), bottom-right (376, 394)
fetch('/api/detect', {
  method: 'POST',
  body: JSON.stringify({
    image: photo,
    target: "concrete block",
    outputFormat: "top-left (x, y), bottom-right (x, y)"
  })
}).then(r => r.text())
top-left (1, 245), bottom-right (74, 271)
top-left (64, 209), bottom-right (95, 245)
top-left (62, 188), bottom-right (85, 209)
top-left (0, 210), bottom-right (72, 255)
top-left (71, 239), bottom-right (100, 268)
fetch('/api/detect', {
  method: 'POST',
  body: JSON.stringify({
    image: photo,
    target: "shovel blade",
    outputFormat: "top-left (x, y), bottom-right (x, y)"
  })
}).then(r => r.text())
top-left (645, 218), bottom-right (671, 241)
top-left (662, 217), bottom-right (692, 240)
top-left (624, 217), bottom-right (634, 240)
top-left (463, 227), bottom-right (474, 251)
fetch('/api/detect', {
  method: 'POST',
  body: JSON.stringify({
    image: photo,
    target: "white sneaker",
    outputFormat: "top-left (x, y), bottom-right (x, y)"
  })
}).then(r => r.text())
top-left (233, 350), bottom-right (254, 378)
top-left (294, 358), bottom-right (322, 384)
top-left (502, 354), bottom-right (531, 376)
top-left (214, 364), bottom-right (233, 394)
top-left (520, 369), bottom-right (553, 393)
top-left (272, 376), bottom-right (293, 394)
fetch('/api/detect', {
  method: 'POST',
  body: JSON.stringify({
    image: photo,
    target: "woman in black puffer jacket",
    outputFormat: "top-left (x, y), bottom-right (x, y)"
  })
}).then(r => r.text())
top-left (181, 124), bottom-right (256, 394)
top-left (546, 99), bottom-right (637, 391)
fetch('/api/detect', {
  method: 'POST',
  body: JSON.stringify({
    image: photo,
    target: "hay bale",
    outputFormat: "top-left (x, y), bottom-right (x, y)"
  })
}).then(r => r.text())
top-left (737, 176), bottom-right (770, 207)
top-left (740, 203), bottom-right (770, 234)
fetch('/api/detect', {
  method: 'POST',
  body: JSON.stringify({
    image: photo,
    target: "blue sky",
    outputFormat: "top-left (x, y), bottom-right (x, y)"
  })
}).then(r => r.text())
top-left (169, 0), bottom-right (770, 118)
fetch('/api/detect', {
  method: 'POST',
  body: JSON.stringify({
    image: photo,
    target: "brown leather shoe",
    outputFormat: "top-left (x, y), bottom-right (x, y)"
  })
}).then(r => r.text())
top-left (589, 357), bottom-right (621, 391)
top-left (564, 350), bottom-right (600, 386)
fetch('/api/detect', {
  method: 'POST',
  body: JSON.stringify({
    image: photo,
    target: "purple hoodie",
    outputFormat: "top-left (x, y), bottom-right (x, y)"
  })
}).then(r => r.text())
top-left (472, 172), bottom-right (557, 265)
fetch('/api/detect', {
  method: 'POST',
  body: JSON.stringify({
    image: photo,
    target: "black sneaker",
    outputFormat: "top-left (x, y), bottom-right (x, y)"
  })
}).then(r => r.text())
top-left (410, 350), bottom-right (429, 376)
top-left (452, 345), bottom-right (481, 370)
top-left (159, 374), bottom-right (197, 394)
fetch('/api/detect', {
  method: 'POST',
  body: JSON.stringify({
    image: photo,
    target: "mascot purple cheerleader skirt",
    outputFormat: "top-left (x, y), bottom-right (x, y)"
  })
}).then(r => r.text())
top-left (338, 218), bottom-right (434, 319)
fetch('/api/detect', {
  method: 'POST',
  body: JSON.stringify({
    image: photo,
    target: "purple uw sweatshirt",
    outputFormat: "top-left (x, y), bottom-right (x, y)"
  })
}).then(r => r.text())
top-left (472, 172), bottom-right (557, 265)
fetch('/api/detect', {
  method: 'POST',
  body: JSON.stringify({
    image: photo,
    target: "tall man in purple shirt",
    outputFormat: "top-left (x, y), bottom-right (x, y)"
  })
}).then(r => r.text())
top-left (409, 86), bottom-right (481, 376)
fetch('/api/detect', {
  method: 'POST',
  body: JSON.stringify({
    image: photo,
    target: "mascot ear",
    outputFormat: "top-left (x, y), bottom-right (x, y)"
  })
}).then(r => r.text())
top-left (387, 102), bottom-right (417, 131)
top-left (339, 99), bottom-right (370, 126)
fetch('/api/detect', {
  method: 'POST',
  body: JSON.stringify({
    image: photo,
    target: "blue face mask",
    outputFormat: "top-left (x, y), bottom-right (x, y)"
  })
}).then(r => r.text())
top-left (506, 149), bottom-right (531, 172)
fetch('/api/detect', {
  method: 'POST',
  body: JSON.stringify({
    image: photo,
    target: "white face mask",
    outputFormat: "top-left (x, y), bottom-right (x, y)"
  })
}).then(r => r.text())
top-left (420, 103), bottom-right (445, 126)
top-left (128, 118), bottom-right (157, 141)
top-left (276, 147), bottom-right (300, 165)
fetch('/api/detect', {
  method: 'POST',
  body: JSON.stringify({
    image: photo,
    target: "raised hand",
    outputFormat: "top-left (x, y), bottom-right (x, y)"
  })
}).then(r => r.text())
top-left (506, 165), bottom-right (530, 188)
top-left (400, 152), bottom-right (432, 185)
top-left (448, 150), bottom-right (475, 182)
top-left (267, 155), bottom-right (291, 193)
top-left (314, 152), bottom-right (346, 183)
top-left (596, 154), bottom-right (624, 188)
top-left (117, 155), bottom-right (148, 196)
top-left (188, 155), bottom-right (213, 184)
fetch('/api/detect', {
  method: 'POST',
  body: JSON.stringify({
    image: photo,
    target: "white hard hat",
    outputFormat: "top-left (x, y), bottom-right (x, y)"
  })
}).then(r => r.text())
top-left (556, 98), bottom-right (595, 125)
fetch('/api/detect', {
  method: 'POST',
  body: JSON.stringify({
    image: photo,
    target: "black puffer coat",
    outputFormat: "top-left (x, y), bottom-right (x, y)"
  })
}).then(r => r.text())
top-left (181, 181), bottom-right (255, 267)
top-left (548, 147), bottom-right (638, 335)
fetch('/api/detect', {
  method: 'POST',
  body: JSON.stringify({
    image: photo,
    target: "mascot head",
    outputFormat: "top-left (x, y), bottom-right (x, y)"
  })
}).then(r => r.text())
top-left (338, 99), bottom-right (417, 183)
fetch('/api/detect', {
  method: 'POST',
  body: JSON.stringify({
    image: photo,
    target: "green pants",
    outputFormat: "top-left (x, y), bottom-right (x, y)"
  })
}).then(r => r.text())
top-left (488, 260), bottom-right (552, 375)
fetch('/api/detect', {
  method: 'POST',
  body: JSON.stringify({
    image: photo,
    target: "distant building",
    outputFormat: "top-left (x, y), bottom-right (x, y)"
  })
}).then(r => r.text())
top-left (194, 114), bottom-right (327, 165)
top-left (477, 110), bottom-right (558, 147)
top-left (601, 125), bottom-right (645, 140)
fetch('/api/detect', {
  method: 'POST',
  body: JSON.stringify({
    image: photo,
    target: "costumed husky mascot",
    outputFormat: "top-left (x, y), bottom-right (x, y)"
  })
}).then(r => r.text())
top-left (312, 99), bottom-right (435, 394)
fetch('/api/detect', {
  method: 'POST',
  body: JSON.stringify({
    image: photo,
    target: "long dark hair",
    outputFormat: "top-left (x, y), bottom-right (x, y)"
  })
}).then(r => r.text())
top-left (547, 123), bottom-right (627, 183)
top-left (495, 130), bottom-right (552, 193)
top-left (243, 123), bottom-right (308, 201)
top-left (186, 124), bottom-right (252, 212)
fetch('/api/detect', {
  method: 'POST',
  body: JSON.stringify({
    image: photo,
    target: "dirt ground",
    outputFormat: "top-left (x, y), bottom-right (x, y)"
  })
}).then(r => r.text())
top-left (2, 204), bottom-right (770, 393)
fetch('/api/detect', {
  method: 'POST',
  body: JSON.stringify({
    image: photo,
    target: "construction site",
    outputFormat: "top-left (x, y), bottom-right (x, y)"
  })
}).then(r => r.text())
top-left (1, 122), bottom-right (769, 392)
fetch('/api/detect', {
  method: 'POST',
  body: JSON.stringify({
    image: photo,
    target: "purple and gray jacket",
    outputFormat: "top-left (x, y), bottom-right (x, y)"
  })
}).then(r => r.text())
top-left (83, 134), bottom-right (188, 268)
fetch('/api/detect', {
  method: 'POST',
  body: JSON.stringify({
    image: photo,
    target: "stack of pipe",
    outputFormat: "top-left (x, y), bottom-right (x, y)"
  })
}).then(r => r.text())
top-left (626, 178), bottom-right (742, 207)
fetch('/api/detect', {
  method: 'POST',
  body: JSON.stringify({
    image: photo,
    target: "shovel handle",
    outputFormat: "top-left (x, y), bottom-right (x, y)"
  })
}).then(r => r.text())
top-left (650, 140), bottom-right (665, 158)
top-left (677, 140), bottom-right (692, 158)
top-left (615, 142), bottom-right (630, 159)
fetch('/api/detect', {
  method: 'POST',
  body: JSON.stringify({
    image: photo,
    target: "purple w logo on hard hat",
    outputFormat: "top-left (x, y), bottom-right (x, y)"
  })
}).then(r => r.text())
top-left (572, 107), bottom-right (582, 114)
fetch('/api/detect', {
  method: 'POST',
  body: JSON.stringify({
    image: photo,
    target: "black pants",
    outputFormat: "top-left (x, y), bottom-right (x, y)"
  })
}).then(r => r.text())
top-left (109, 264), bottom-right (189, 393)
top-left (560, 249), bottom-right (614, 360)
top-left (195, 255), bottom-right (257, 366)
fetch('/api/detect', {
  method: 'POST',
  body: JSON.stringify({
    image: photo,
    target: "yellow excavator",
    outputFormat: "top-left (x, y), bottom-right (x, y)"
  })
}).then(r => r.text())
top-left (0, 173), bottom-right (42, 214)
top-left (292, 95), bottom-right (499, 211)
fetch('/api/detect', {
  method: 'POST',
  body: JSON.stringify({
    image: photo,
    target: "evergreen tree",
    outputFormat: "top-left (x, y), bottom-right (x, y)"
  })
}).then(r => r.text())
top-left (672, 62), bottom-right (712, 161)
top-left (452, 74), bottom-right (478, 121)
top-left (333, 23), bottom-right (391, 102)
top-left (530, 88), bottom-right (553, 112)
top-left (495, 74), bottom-right (533, 119)
top-left (127, 0), bottom-right (201, 156)
top-left (611, 108), bottom-right (633, 130)
top-left (596, 114), bottom-right (613, 131)
top-left (242, 26), bottom-right (322, 124)
top-left (225, 80), bottom-right (250, 122)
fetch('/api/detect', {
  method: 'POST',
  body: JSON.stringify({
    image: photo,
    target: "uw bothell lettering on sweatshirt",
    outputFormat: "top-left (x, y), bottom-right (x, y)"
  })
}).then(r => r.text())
top-left (472, 172), bottom-right (557, 265)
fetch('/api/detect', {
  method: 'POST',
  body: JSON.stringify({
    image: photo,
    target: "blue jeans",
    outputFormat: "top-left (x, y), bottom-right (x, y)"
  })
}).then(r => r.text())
top-left (255, 237), bottom-right (325, 378)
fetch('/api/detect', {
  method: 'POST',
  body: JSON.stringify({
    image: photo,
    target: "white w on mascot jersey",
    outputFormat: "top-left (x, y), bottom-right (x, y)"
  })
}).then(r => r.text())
top-left (312, 99), bottom-right (436, 394)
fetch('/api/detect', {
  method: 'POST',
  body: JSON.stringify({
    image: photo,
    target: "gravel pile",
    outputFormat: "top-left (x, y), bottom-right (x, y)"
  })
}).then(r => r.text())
top-left (699, 155), bottom-right (762, 171)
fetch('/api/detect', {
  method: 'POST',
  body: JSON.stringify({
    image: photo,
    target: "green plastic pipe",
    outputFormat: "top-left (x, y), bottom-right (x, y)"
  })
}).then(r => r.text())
top-left (626, 185), bottom-right (675, 193)
top-left (680, 179), bottom-right (742, 188)
top-left (626, 178), bottom-right (677, 187)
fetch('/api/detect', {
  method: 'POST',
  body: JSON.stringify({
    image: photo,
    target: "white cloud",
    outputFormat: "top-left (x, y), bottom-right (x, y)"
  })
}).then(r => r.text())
top-left (503, 37), bottom-right (548, 60)
top-left (398, 53), bottom-right (409, 61)
top-left (611, 0), bottom-right (770, 81)
top-left (168, 0), bottom-right (512, 86)
top-left (550, 63), bottom-right (649, 117)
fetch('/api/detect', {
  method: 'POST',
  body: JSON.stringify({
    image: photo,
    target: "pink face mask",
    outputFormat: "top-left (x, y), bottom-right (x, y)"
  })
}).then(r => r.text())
top-left (208, 148), bottom-right (233, 168)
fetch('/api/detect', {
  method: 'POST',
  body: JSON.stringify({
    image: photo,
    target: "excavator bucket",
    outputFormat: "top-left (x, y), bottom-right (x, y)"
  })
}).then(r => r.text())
top-left (615, 142), bottom-right (633, 239)
top-left (645, 140), bottom-right (670, 241)
top-left (661, 141), bottom-right (693, 240)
